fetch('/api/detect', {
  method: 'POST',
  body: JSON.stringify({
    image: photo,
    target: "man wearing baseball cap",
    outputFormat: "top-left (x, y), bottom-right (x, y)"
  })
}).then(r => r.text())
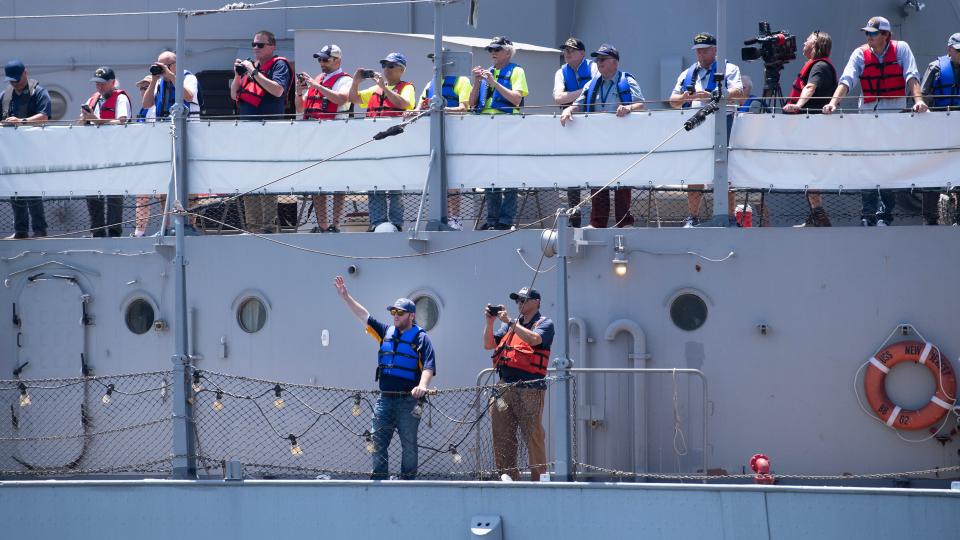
top-left (349, 52), bottom-right (416, 232)
top-left (2, 60), bottom-right (51, 239)
top-left (823, 16), bottom-right (927, 227)
top-left (297, 44), bottom-right (353, 233)
top-left (333, 275), bottom-right (436, 479)
top-left (916, 32), bottom-right (960, 225)
top-left (553, 37), bottom-right (598, 228)
top-left (668, 32), bottom-right (745, 228)
top-left (483, 286), bottom-right (554, 481)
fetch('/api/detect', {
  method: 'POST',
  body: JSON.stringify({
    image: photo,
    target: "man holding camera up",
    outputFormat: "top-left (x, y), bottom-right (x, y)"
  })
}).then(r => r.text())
top-left (231, 30), bottom-right (292, 234)
top-left (333, 275), bottom-right (435, 480)
top-left (482, 287), bottom-right (553, 481)
top-left (142, 51), bottom-right (200, 118)
top-left (349, 52), bottom-right (415, 231)
top-left (296, 44), bottom-right (353, 233)
top-left (668, 32), bottom-right (743, 228)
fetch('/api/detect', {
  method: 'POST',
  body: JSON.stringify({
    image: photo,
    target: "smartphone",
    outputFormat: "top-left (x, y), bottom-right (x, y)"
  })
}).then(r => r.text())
top-left (361, 69), bottom-right (376, 79)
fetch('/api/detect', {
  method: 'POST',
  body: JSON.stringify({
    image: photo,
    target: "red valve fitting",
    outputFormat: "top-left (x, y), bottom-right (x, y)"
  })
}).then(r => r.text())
top-left (750, 453), bottom-right (775, 485)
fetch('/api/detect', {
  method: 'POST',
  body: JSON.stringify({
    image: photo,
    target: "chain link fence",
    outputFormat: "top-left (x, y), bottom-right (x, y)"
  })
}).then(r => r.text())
top-left (0, 372), bottom-right (172, 477)
top-left (3, 187), bottom-right (956, 238)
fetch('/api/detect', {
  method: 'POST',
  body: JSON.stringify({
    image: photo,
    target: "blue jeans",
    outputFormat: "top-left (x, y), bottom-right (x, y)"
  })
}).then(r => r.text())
top-left (11, 197), bottom-right (47, 234)
top-left (369, 192), bottom-right (403, 229)
top-left (371, 395), bottom-right (420, 479)
top-left (484, 188), bottom-right (517, 226)
top-left (862, 190), bottom-right (896, 224)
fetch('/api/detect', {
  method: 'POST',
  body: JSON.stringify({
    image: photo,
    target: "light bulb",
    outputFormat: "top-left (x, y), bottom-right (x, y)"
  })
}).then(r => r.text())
top-left (449, 444), bottom-right (462, 464)
top-left (212, 391), bottom-right (224, 412)
top-left (159, 383), bottom-right (168, 399)
top-left (101, 384), bottom-right (114, 405)
top-left (490, 393), bottom-right (508, 412)
top-left (18, 384), bottom-right (31, 407)
top-left (192, 371), bottom-right (203, 393)
top-left (411, 399), bottom-right (424, 419)
top-left (614, 262), bottom-right (628, 276)
top-left (351, 395), bottom-right (362, 417)
top-left (273, 385), bottom-right (285, 409)
top-left (288, 435), bottom-right (303, 457)
top-left (365, 432), bottom-right (375, 454)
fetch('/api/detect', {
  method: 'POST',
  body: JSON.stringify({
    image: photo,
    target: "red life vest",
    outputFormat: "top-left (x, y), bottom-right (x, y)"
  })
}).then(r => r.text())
top-left (366, 80), bottom-right (411, 118)
top-left (859, 43), bottom-right (905, 103)
top-left (87, 89), bottom-right (130, 120)
top-left (236, 56), bottom-right (292, 108)
top-left (302, 71), bottom-right (349, 120)
top-left (787, 57), bottom-right (835, 105)
top-left (492, 317), bottom-right (550, 376)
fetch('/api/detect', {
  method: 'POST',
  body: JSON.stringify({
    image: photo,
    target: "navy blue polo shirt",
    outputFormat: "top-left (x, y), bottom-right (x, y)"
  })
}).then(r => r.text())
top-left (237, 57), bottom-right (291, 119)
top-left (493, 311), bottom-right (554, 384)
top-left (1, 83), bottom-right (52, 119)
top-left (366, 315), bottom-right (437, 393)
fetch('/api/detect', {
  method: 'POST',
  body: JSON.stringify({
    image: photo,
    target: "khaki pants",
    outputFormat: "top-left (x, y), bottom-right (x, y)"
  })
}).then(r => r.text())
top-left (242, 195), bottom-right (277, 233)
top-left (491, 386), bottom-right (546, 481)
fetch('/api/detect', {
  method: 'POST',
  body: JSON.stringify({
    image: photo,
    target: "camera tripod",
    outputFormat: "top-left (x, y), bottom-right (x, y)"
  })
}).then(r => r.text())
top-left (757, 62), bottom-right (786, 113)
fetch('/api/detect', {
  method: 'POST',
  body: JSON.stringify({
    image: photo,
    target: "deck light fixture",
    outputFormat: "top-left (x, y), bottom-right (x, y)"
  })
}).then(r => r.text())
top-left (273, 384), bottom-right (285, 409)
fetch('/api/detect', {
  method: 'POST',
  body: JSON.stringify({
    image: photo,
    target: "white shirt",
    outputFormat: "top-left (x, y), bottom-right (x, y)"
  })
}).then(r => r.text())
top-left (301, 69), bottom-right (354, 120)
top-left (553, 59), bottom-right (599, 104)
top-left (673, 61), bottom-right (743, 108)
top-left (183, 72), bottom-right (200, 115)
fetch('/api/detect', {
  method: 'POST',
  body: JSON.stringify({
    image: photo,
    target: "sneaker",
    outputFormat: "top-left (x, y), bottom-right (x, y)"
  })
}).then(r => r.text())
top-left (477, 222), bottom-right (496, 231)
top-left (796, 207), bottom-right (831, 228)
top-left (310, 226), bottom-right (322, 233)
top-left (493, 223), bottom-right (513, 230)
top-left (876, 220), bottom-right (888, 227)
top-left (861, 218), bottom-right (873, 227)
top-left (130, 229), bottom-right (145, 238)
top-left (325, 225), bottom-right (340, 233)
top-left (448, 217), bottom-right (463, 231)
top-left (32, 230), bottom-right (47, 238)
top-left (682, 216), bottom-right (700, 228)
top-left (500, 473), bottom-right (514, 482)
top-left (5, 232), bottom-right (28, 240)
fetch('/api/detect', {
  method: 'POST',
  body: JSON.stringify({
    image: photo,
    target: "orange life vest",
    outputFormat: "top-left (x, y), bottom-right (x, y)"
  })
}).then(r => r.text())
top-left (87, 89), bottom-right (130, 120)
top-left (236, 56), bottom-right (292, 108)
top-left (302, 71), bottom-right (349, 120)
top-left (493, 317), bottom-right (550, 376)
top-left (859, 43), bottom-right (905, 103)
top-left (366, 80), bottom-right (411, 118)
top-left (787, 57), bottom-right (834, 105)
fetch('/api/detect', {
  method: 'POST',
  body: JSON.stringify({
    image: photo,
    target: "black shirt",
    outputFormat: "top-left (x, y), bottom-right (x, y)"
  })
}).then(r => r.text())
top-left (796, 60), bottom-right (837, 113)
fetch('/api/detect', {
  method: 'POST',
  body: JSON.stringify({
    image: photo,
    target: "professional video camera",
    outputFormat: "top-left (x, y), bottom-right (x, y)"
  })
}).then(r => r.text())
top-left (741, 21), bottom-right (797, 69)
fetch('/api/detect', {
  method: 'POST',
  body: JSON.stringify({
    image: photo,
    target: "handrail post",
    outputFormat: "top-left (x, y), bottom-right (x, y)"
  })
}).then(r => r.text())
top-left (551, 212), bottom-right (573, 480)
top-left (424, 0), bottom-right (449, 230)
top-left (170, 8), bottom-right (197, 479)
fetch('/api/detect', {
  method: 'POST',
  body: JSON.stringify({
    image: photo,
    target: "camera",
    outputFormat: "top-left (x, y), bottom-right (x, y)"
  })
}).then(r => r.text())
top-left (361, 69), bottom-right (376, 79)
top-left (149, 64), bottom-right (163, 76)
top-left (235, 63), bottom-right (248, 76)
top-left (741, 21), bottom-right (796, 68)
top-left (297, 73), bottom-right (308, 85)
top-left (486, 304), bottom-right (504, 316)
top-left (685, 83), bottom-right (696, 93)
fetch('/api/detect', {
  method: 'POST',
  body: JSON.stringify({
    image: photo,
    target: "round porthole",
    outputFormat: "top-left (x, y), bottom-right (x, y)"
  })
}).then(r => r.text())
top-left (125, 298), bottom-right (155, 335)
top-left (413, 295), bottom-right (440, 332)
top-left (47, 90), bottom-right (68, 121)
top-left (237, 297), bottom-right (267, 333)
top-left (670, 293), bottom-right (707, 331)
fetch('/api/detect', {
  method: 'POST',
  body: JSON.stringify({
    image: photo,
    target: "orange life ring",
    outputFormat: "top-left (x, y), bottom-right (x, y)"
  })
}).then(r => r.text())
top-left (864, 340), bottom-right (957, 431)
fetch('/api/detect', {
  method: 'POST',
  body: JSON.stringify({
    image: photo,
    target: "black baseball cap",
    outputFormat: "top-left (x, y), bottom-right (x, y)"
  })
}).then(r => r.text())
top-left (560, 38), bottom-right (585, 51)
top-left (509, 287), bottom-right (541, 301)
top-left (692, 32), bottom-right (717, 49)
top-left (90, 66), bottom-right (116, 83)
top-left (590, 44), bottom-right (620, 60)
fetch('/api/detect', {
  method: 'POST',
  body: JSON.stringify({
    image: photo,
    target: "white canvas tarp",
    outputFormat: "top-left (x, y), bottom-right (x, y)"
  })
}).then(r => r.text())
top-left (728, 112), bottom-right (960, 189)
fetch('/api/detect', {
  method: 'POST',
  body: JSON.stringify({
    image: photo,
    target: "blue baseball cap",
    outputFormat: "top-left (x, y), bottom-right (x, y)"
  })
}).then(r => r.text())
top-left (590, 44), bottom-right (620, 61)
top-left (387, 298), bottom-right (416, 313)
top-left (380, 52), bottom-right (407, 67)
top-left (509, 287), bottom-right (541, 301)
top-left (5, 60), bottom-right (25, 82)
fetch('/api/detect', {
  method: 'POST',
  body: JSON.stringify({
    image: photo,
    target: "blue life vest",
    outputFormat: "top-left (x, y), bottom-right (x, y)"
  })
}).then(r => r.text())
top-left (582, 71), bottom-right (634, 112)
top-left (562, 59), bottom-right (593, 91)
top-left (931, 56), bottom-right (959, 108)
top-left (738, 94), bottom-right (758, 112)
top-left (136, 107), bottom-right (150, 122)
top-left (475, 62), bottom-right (522, 114)
top-left (155, 70), bottom-right (203, 117)
top-left (681, 61), bottom-right (718, 109)
top-left (377, 325), bottom-right (424, 382)
top-left (425, 76), bottom-right (460, 108)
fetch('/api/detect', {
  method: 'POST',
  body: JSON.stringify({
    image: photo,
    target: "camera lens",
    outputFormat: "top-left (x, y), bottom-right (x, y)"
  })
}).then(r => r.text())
top-left (235, 64), bottom-right (247, 76)
top-left (150, 65), bottom-right (163, 76)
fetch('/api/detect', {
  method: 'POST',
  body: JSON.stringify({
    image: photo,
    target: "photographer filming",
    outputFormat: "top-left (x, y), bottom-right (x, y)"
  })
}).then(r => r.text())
top-left (482, 287), bottom-right (553, 481)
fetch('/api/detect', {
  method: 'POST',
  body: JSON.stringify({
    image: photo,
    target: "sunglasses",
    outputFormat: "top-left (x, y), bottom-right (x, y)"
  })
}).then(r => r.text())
top-left (865, 31), bottom-right (880, 38)
top-left (381, 62), bottom-right (400, 69)
top-left (318, 57), bottom-right (333, 63)
top-left (251, 42), bottom-right (269, 48)
top-left (388, 308), bottom-right (407, 316)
